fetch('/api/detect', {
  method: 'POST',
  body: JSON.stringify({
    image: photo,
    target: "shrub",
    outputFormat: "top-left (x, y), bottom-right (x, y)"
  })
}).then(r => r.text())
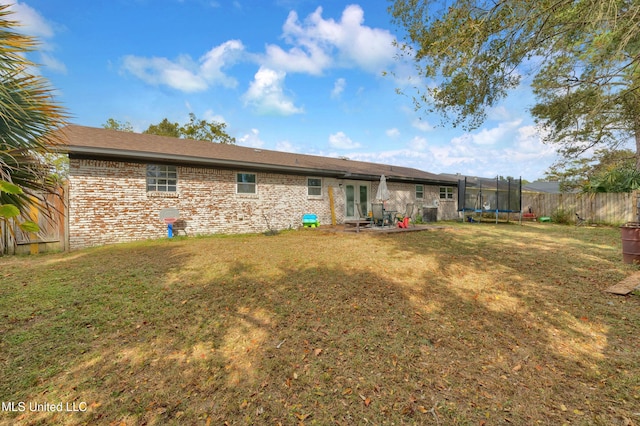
top-left (551, 208), bottom-right (571, 224)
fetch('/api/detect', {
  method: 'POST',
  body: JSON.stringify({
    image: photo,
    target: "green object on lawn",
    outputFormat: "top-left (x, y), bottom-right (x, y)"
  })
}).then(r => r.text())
top-left (302, 213), bottom-right (320, 228)
top-left (539, 216), bottom-right (551, 222)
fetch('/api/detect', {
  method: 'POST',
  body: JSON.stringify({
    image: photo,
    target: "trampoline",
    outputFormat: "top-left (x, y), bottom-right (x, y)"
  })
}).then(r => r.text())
top-left (458, 176), bottom-right (522, 223)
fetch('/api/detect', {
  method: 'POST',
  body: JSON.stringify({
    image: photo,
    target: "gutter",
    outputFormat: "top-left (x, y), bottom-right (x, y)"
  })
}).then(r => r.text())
top-left (62, 146), bottom-right (347, 178)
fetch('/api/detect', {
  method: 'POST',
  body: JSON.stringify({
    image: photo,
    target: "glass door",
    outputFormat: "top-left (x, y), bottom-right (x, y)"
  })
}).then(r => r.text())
top-left (344, 182), bottom-right (369, 220)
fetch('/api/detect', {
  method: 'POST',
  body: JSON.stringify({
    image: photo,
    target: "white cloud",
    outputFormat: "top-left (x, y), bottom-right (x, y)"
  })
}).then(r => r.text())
top-left (122, 40), bottom-right (244, 92)
top-left (386, 128), bottom-right (400, 138)
top-left (199, 40), bottom-right (244, 86)
top-left (330, 5), bottom-right (397, 72)
top-left (451, 119), bottom-right (522, 146)
top-left (242, 67), bottom-right (304, 115)
top-left (488, 105), bottom-right (512, 121)
top-left (264, 43), bottom-right (331, 75)
top-left (331, 78), bottom-right (346, 99)
top-left (263, 5), bottom-right (397, 75)
top-left (503, 125), bottom-right (558, 164)
top-left (202, 109), bottom-right (226, 123)
top-left (408, 136), bottom-right (428, 151)
top-left (238, 128), bottom-right (264, 148)
top-left (9, 2), bottom-right (66, 73)
top-left (329, 131), bottom-right (360, 149)
top-left (275, 140), bottom-right (299, 152)
top-left (421, 121), bottom-right (558, 178)
top-left (411, 118), bottom-right (433, 132)
top-left (39, 52), bottom-right (67, 73)
top-left (9, 2), bottom-right (54, 38)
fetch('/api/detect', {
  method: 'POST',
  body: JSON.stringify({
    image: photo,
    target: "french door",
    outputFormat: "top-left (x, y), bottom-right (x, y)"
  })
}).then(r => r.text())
top-left (344, 181), bottom-right (370, 220)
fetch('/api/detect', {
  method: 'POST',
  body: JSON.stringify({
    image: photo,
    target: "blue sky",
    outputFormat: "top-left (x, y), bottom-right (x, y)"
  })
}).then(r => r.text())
top-left (11, 0), bottom-right (562, 181)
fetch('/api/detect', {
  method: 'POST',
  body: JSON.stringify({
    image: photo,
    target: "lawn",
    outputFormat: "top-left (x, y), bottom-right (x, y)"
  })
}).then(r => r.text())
top-left (1, 223), bottom-right (639, 425)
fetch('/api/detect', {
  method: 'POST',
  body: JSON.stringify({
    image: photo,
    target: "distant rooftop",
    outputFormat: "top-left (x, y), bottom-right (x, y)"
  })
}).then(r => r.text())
top-left (522, 181), bottom-right (577, 193)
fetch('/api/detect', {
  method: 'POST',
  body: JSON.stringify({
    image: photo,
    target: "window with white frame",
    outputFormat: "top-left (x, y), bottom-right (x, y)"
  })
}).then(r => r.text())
top-left (440, 186), bottom-right (454, 199)
top-left (237, 172), bottom-right (257, 194)
top-left (307, 177), bottom-right (322, 197)
top-left (415, 184), bottom-right (424, 199)
top-left (146, 164), bottom-right (177, 192)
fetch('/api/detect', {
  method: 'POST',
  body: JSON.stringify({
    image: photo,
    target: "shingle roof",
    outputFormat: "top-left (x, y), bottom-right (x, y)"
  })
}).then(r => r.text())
top-left (522, 181), bottom-right (575, 193)
top-left (55, 125), bottom-right (457, 185)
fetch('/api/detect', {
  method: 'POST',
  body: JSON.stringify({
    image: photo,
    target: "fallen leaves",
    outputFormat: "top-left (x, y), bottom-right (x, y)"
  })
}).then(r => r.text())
top-left (359, 394), bottom-right (372, 407)
top-left (5, 225), bottom-right (638, 425)
top-left (295, 412), bottom-right (310, 421)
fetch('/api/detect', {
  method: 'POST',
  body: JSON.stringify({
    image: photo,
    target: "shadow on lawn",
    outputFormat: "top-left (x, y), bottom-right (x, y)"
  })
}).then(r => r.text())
top-left (1, 228), bottom-right (639, 425)
top-left (375, 224), bottom-right (640, 421)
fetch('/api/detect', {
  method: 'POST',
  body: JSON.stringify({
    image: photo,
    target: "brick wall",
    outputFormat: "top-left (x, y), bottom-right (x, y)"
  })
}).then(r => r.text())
top-left (68, 159), bottom-right (458, 250)
top-left (68, 159), bottom-right (343, 249)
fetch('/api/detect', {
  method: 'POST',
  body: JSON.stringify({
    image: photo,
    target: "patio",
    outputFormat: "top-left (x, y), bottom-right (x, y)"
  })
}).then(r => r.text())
top-left (315, 223), bottom-right (452, 234)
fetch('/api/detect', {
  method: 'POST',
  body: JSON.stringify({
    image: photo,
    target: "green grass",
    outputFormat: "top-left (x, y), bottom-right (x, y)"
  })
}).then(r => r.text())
top-left (1, 223), bottom-right (639, 425)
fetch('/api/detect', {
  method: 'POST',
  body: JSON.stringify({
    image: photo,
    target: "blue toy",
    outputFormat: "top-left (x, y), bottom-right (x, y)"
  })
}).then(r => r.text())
top-left (302, 214), bottom-right (320, 228)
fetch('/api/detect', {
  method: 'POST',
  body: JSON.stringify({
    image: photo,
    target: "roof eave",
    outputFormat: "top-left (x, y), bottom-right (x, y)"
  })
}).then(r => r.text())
top-left (59, 145), bottom-right (459, 186)
top-left (63, 146), bottom-right (349, 177)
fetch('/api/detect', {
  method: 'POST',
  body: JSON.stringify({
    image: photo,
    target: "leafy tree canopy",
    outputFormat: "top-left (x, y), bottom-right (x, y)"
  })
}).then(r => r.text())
top-left (388, 0), bottom-right (640, 165)
top-left (179, 113), bottom-right (236, 145)
top-left (105, 113), bottom-right (236, 144)
top-left (143, 118), bottom-right (180, 138)
top-left (544, 149), bottom-right (638, 192)
top-left (0, 5), bottom-right (67, 235)
top-left (103, 118), bottom-right (133, 132)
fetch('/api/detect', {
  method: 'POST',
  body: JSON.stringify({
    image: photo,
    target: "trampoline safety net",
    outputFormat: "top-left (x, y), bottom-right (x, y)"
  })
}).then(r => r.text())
top-left (457, 176), bottom-right (522, 213)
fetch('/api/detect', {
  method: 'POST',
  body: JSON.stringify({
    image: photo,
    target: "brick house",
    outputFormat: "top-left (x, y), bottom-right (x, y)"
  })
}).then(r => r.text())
top-left (57, 125), bottom-right (458, 250)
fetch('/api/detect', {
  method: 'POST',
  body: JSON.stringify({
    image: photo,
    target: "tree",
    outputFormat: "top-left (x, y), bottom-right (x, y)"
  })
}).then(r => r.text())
top-left (179, 113), bottom-right (236, 144)
top-left (545, 148), bottom-right (639, 192)
top-left (143, 113), bottom-right (236, 144)
top-left (584, 167), bottom-right (640, 193)
top-left (103, 118), bottom-right (133, 132)
top-left (388, 0), bottom-right (640, 164)
top-left (143, 118), bottom-right (180, 138)
top-left (0, 5), bottom-right (67, 235)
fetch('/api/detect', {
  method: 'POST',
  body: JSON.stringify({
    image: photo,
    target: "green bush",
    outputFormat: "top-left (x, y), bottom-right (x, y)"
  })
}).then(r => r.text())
top-left (551, 208), bottom-right (571, 224)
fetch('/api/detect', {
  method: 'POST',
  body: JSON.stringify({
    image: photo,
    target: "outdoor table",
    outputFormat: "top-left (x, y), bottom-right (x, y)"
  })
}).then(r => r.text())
top-left (383, 210), bottom-right (397, 226)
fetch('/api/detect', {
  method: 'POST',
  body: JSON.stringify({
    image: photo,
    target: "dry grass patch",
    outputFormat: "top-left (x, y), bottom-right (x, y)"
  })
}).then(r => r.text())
top-left (1, 223), bottom-right (639, 425)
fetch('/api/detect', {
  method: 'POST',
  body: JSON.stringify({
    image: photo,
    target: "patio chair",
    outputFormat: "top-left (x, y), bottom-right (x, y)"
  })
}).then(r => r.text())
top-left (397, 203), bottom-right (414, 228)
top-left (371, 203), bottom-right (387, 228)
top-left (356, 203), bottom-right (369, 220)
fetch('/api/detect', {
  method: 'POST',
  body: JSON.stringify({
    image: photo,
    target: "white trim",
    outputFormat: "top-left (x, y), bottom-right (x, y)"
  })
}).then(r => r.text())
top-left (307, 176), bottom-right (323, 198)
top-left (236, 171), bottom-right (257, 195)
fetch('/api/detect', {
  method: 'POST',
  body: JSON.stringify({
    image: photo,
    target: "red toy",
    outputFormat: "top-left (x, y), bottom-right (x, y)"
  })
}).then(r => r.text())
top-left (397, 217), bottom-right (410, 228)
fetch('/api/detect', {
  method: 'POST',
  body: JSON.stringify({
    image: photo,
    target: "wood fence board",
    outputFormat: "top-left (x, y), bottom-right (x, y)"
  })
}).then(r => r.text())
top-left (522, 190), bottom-right (640, 224)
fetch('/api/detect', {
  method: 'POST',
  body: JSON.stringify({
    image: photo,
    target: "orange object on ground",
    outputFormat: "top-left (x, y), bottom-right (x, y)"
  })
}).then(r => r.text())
top-left (397, 217), bottom-right (410, 228)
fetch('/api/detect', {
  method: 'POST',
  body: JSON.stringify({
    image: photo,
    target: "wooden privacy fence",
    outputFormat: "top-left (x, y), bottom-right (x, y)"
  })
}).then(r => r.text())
top-left (0, 187), bottom-right (66, 255)
top-left (522, 190), bottom-right (640, 224)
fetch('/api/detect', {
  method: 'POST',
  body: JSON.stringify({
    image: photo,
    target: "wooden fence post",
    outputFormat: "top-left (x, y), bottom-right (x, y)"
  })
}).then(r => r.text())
top-left (29, 203), bottom-right (39, 255)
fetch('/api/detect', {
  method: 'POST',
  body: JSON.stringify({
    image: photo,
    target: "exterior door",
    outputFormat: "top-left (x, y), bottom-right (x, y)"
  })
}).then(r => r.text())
top-left (344, 181), bottom-right (370, 220)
